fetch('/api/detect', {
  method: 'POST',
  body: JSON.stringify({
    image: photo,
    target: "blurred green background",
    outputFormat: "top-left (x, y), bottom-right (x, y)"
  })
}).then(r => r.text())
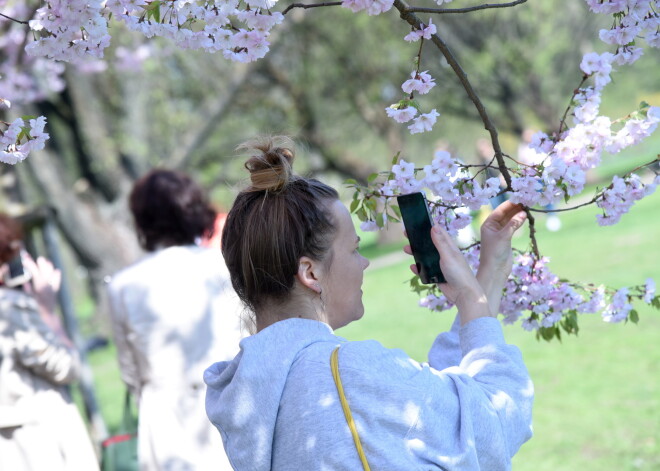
top-left (2, 1), bottom-right (658, 469)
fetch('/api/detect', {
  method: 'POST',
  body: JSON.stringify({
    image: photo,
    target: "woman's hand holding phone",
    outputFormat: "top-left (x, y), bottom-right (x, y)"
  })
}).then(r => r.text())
top-left (405, 224), bottom-right (490, 326)
top-left (403, 200), bottom-right (527, 325)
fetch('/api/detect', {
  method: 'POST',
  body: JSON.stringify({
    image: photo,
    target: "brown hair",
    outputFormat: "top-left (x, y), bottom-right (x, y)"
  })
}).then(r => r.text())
top-left (129, 169), bottom-right (217, 251)
top-left (0, 214), bottom-right (23, 265)
top-left (221, 137), bottom-right (339, 314)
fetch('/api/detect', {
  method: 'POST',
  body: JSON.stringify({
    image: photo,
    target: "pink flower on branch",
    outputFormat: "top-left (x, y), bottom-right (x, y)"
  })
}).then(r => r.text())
top-left (403, 18), bottom-right (437, 42)
top-left (401, 70), bottom-right (436, 95)
top-left (0, 116), bottom-right (50, 165)
top-left (385, 105), bottom-right (418, 123)
top-left (408, 109), bottom-right (439, 134)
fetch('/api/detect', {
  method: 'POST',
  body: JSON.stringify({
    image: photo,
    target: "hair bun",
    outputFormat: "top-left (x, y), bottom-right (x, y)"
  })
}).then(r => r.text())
top-left (241, 137), bottom-right (296, 192)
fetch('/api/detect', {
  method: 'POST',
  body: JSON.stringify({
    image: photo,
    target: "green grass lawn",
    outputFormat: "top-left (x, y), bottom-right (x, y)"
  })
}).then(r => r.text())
top-left (86, 190), bottom-right (659, 470)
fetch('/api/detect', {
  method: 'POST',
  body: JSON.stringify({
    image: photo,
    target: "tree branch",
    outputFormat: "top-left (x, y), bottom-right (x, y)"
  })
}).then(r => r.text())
top-left (0, 12), bottom-right (29, 24)
top-left (406, 0), bottom-right (528, 14)
top-left (393, 0), bottom-right (513, 189)
top-left (282, 1), bottom-right (343, 15)
top-left (524, 208), bottom-right (540, 258)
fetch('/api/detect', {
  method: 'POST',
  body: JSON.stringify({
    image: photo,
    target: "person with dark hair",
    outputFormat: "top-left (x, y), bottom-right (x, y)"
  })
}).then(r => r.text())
top-left (108, 169), bottom-right (243, 470)
top-left (0, 214), bottom-right (99, 470)
top-left (205, 137), bottom-right (533, 470)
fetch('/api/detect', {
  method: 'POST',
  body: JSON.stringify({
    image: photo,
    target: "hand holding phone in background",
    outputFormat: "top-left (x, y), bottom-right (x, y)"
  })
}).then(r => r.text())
top-left (22, 253), bottom-right (62, 314)
top-left (3, 249), bottom-right (32, 288)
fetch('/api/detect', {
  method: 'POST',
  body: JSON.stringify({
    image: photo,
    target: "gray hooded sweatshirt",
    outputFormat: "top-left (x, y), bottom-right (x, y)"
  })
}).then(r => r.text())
top-left (204, 316), bottom-right (533, 470)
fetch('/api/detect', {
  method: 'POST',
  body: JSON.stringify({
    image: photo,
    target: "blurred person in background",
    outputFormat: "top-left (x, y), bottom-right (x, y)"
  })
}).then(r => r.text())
top-left (0, 214), bottom-right (99, 470)
top-left (107, 169), bottom-right (243, 470)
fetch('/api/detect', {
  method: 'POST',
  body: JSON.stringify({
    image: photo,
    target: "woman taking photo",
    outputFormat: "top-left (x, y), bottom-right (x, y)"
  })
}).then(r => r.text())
top-left (205, 137), bottom-right (533, 470)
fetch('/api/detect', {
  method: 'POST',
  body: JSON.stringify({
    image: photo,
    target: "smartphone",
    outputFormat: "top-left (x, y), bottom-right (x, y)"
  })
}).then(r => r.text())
top-left (396, 192), bottom-right (446, 284)
top-left (4, 252), bottom-right (32, 288)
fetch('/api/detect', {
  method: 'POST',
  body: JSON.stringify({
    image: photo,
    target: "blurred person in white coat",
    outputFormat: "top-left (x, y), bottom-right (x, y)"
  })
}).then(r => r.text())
top-left (108, 169), bottom-right (244, 470)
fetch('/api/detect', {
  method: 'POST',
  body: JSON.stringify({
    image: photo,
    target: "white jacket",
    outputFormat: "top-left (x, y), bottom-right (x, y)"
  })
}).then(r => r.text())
top-left (108, 245), bottom-right (244, 471)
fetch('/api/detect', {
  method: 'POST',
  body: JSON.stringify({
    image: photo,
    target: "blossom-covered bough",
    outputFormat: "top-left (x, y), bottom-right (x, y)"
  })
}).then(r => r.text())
top-left (1, 0), bottom-right (658, 340)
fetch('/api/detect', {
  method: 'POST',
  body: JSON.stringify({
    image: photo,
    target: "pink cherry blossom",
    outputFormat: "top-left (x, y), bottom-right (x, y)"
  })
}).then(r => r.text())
top-left (408, 109), bottom-right (439, 134)
top-left (385, 105), bottom-right (418, 123)
top-left (403, 19), bottom-right (437, 42)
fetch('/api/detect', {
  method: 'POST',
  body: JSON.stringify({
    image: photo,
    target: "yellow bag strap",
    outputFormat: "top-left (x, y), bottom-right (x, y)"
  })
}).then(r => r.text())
top-left (331, 346), bottom-right (371, 471)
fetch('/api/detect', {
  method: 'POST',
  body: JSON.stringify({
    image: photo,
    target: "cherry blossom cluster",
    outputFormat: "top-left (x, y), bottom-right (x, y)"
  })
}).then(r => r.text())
top-left (342, 0), bottom-right (394, 15)
top-left (385, 19), bottom-right (440, 134)
top-left (566, 0), bottom-right (660, 130)
top-left (21, 0), bottom-right (284, 64)
top-left (114, 2), bottom-right (284, 63)
top-left (509, 105), bottom-right (660, 218)
top-left (417, 246), bottom-right (658, 335)
top-left (586, 0), bottom-right (660, 66)
top-left (379, 150), bottom-right (501, 213)
top-left (26, 0), bottom-right (110, 62)
top-left (0, 4), bottom-right (67, 105)
top-left (504, 1), bottom-right (660, 221)
top-left (595, 173), bottom-right (660, 225)
top-left (0, 115), bottom-right (50, 165)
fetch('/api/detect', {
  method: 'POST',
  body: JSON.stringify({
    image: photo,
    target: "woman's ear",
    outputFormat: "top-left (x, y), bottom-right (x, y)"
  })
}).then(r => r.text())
top-left (296, 256), bottom-right (322, 294)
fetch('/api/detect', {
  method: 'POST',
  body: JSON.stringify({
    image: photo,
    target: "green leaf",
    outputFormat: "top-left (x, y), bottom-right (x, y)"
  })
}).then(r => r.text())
top-left (20, 115), bottom-right (37, 121)
top-left (651, 296), bottom-right (660, 309)
top-left (345, 178), bottom-right (358, 186)
top-left (390, 204), bottom-right (402, 219)
top-left (376, 212), bottom-right (385, 228)
top-left (560, 311), bottom-right (579, 335)
top-left (538, 326), bottom-right (557, 342)
top-left (367, 172), bottom-right (379, 183)
top-left (356, 207), bottom-right (368, 222)
top-left (145, 1), bottom-right (161, 22)
top-left (391, 152), bottom-right (401, 166)
top-left (392, 99), bottom-right (411, 110)
top-left (629, 309), bottom-right (639, 324)
top-left (364, 198), bottom-right (377, 212)
top-left (349, 198), bottom-right (360, 214)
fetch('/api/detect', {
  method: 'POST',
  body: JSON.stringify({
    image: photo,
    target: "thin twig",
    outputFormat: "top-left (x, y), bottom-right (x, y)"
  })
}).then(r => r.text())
top-left (529, 199), bottom-right (598, 213)
top-left (282, 1), bottom-right (343, 14)
top-left (461, 241), bottom-right (481, 252)
top-left (407, 0), bottom-right (528, 14)
top-left (524, 208), bottom-right (540, 259)
top-left (557, 75), bottom-right (589, 136)
top-left (394, 0), bottom-right (513, 190)
top-left (0, 12), bottom-right (29, 24)
top-left (459, 162), bottom-right (499, 170)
